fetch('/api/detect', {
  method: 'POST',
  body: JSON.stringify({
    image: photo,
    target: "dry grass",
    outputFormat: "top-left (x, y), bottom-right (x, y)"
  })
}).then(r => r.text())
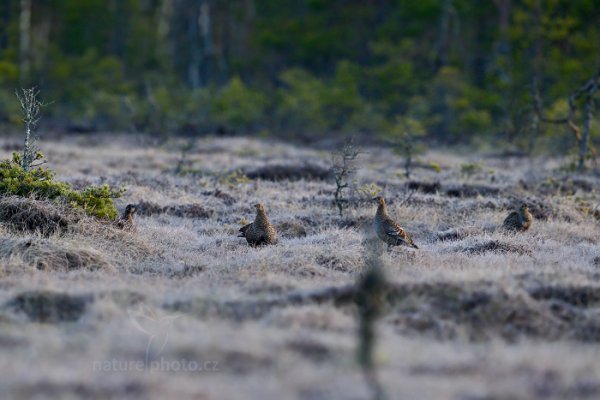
top-left (0, 237), bottom-right (110, 272)
top-left (0, 134), bottom-right (599, 400)
top-left (0, 196), bottom-right (80, 236)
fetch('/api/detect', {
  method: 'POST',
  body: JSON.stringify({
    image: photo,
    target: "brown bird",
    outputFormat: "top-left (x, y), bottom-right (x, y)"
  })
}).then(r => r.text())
top-left (239, 203), bottom-right (277, 246)
top-left (116, 204), bottom-right (137, 231)
top-left (502, 203), bottom-right (533, 232)
top-left (372, 196), bottom-right (418, 249)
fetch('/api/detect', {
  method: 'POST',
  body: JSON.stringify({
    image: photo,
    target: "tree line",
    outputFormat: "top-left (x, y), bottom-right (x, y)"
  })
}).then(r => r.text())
top-left (0, 0), bottom-right (598, 164)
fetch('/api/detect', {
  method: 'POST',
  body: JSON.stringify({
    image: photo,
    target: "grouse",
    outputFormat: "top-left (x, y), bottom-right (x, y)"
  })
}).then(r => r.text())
top-left (502, 203), bottom-right (533, 232)
top-left (372, 196), bottom-right (418, 249)
top-left (239, 203), bottom-right (277, 246)
top-left (117, 204), bottom-right (137, 232)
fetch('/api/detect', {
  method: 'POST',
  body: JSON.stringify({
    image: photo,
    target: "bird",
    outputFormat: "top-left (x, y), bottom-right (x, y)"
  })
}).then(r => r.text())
top-left (238, 203), bottom-right (277, 246)
top-left (116, 204), bottom-right (137, 231)
top-left (372, 196), bottom-right (418, 249)
top-left (502, 203), bottom-right (533, 232)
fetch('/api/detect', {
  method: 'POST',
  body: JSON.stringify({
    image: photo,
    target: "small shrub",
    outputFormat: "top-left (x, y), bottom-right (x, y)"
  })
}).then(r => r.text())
top-left (358, 183), bottom-right (383, 199)
top-left (175, 139), bottom-right (195, 175)
top-left (66, 185), bottom-right (124, 220)
top-left (385, 116), bottom-right (427, 179)
top-left (427, 161), bottom-right (443, 173)
top-left (460, 161), bottom-right (484, 179)
top-left (0, 155), bottom-right (122, 219)
top-left (220, 170), bottom-right (252, 189)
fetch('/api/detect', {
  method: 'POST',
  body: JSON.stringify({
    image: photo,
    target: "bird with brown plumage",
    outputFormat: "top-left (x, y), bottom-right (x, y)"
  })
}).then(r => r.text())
top-left (116, 204), bottom-right (137, 232)
top-left (239, 203), bottom-right (277, 246)
top-left (372, 196), bottom-right (418, 249)
top-left (502, 203), bottom-right (533, 232)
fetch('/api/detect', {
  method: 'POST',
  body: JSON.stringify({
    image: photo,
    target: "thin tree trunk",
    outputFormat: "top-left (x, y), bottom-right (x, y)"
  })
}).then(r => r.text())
top-left (434, 0), bottom-right (452, 72)
top-left (187, 1), bottom-right (202, 88)
top-left (156, 0), bottom-right (174, 67)
top-left (492, 0), bottom-right (512, 137)
top-left (199, 0), bottom-right (212, 85)
top-left (528, 76), bottom-right (541, 154)
top-left (527, 0), bottom-right (543, 154)
top-left (577, 95), bottom-right (593, 171)
top-left (19, 0), bottom-right (31, 85)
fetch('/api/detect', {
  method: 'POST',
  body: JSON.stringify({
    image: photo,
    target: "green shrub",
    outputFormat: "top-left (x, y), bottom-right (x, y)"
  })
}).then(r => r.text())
top-left (276, 68), bottom-right (329, 133)
top-left (384, 116), bottom-right (427, 179)
top-left (211, 76), bottom-right (267, 132)
top-left (460, 161), bottom-right (484, 179)
top-left (0, 154), bottom-right (123, 219)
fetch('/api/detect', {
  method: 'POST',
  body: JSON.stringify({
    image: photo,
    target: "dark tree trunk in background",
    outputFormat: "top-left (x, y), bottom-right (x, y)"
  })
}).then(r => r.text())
top-left (0, 0), bottom-right (9, 51)
top-left (472, 16), bottom-right (487, 87)
top-left (187, 1), bottom-right (202, 88)
top-left (527, 0), bottom-right (543, 154)
top-left (493, 0), bottom-right (511, 65)
top-left (19, 0), bottom-right (31, 85)
top-left (492, 0), bottom-right (512, 136)
top-left (199, 1), bottom-right (213, 85)
top-left (156, 0), bottom-right (174, 69)
top-left (182, 0), bottom-right (215, 89)
top-left (214, 1), bottom-right (230, 84)
top-left (111, 0), bottom-right (127, 58)
top-left (434, 0), bottom-right (453, 72)
top-left (577, 95), bottom-right (594, 171)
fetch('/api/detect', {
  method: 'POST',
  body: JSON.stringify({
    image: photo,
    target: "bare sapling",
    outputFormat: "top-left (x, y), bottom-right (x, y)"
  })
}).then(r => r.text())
top-left (331, 137), bottom-right (361, 218)
top-left (15, 87), bottom-right (46, 171)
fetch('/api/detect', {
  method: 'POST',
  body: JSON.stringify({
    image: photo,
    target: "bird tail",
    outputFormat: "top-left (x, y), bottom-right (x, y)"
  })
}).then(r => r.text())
top-left (411, 243), bottom-right (419, 249)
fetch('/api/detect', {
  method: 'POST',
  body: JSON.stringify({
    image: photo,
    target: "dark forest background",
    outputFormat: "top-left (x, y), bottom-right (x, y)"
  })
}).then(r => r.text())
top-left (0, 0), bottom-right (599, 154)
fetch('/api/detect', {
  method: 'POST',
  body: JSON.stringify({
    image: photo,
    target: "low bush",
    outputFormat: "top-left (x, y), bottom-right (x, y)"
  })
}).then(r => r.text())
top-left (0, 154), bottom-right (123, 219)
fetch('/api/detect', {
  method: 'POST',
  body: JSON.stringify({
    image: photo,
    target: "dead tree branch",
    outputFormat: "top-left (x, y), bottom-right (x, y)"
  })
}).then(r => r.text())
top-left (533, 68), bottom-right (600, 171)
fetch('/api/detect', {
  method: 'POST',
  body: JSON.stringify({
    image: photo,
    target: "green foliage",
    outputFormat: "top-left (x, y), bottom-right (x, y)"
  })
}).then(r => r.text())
top-left (0, 154), bottom-right (123, 219)
top-left (276, 64), bottom-right (384, 135)
top-left (0, 0), bottom-right (598, 154)
top-left (211, 76), bottom-right (268, 132)
top-left (460, 161), bottom-right (484, 179)
top-left (385, 116), bottom-right (427, 178)
top-left (358, 183), bottom-right (383, 199)
top-left (66, 185), bottom-right (124, 220)
top-left (418, 67), bottom-right (496, 141)
top-left (427, 161), bottom-right (443, 173)
top-left (219, 169), bottom-right (253, 189)
top-left (276, 68), bottom-right (328, 133)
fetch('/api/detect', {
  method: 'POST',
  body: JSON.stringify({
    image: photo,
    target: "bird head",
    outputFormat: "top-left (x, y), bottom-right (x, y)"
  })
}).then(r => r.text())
top-left (254, 203), bottom-right (265, 212)
top-left (520, 203), bottom-right (529, 212)
top-left (125, 204), bottom-right (137, 215)
top-left (372, 196), bottom-right (385, 206)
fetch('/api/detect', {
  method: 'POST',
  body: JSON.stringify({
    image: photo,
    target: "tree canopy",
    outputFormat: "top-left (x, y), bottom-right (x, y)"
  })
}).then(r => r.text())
top-left (0, 0), bottom-right (598, 153)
